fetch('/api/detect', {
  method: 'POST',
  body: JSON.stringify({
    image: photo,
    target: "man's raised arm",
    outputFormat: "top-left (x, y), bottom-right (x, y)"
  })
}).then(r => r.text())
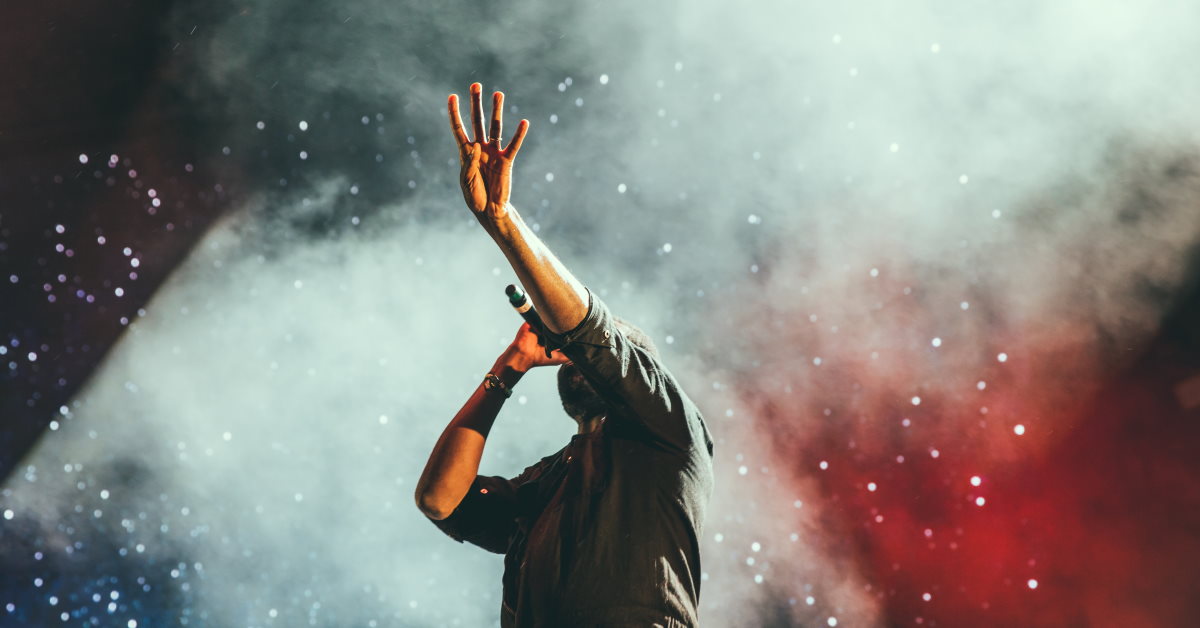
top-left (445, 83), bottom-right (711, 455)
top-left (447, 82), bottom-right (588, 334)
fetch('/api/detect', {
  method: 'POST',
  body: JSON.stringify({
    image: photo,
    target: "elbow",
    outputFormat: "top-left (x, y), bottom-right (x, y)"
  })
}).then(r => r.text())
top-left (414, 489), bottom-right (454, 521)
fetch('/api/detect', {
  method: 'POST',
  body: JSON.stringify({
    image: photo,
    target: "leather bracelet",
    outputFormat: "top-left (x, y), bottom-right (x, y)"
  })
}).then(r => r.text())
top-left (483, 372), bottom-right (512, 398)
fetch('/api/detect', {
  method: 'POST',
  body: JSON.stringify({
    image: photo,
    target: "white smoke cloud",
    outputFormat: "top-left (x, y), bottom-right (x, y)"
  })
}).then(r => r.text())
top-left (4, 0), bottom-right (1200, 626)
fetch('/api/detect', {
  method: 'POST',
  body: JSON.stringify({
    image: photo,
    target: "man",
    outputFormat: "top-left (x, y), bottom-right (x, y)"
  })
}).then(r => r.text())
top-left (414, 82), bottom-right (714, 627)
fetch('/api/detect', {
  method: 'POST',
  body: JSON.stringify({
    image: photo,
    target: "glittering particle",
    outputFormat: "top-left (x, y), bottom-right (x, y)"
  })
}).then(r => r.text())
top-left (3, 509), bottom-right (12, 520)
top-left (832, 34), bottom-right (842, 43)
top-left (714, 533), bottom-right (724, 543)
top-left (975, 496), bottom-right (986, 506)
top-left (970, 475), bottom-right (982, 487)
top-left (748, 214), bottom-right (761, 224)
top-left (793, 500), bottom-right (803, 508)
top-left (299, 120), bottom-right (308, 131)
top-left (867, 482), bottom-right (877, 492)
top-left (998, 352), bottom-right (1008, 362)
top-left (959, 174), bottom-right (969, 184)
top-left (805, 596), bottom-right (815, 606)
top-left (870, 267), bottom-right (879, 277)
top-left (751, 542), bottom-right (761, 552)
top-left (931, 337), bottom-right (942, 347)
top-left (662, 242), bottom-right (672, 253)
top-left (911, 396), bottom-right (921, 406)
top-left (961, 301), bottom-right (970, 310)
top-left (890, 143), bottom-right (900, 153)
top-left (754, 574), bottom-right (764, 584)
top-left (818, 460), bottom-right (829, 470)
top-left (930, 449), bottom-right (940, 458)
top-left (931, 42), bottom-right (941, 53)
top-left (545, 172), bottom-right (554, 182)
top-left (1028, 579), bottom-right (1039, 589)
top-left (599, 73), bottom-right (609, 84)
top-left (922, 592), bottom-right (932, 601)
top-left (1014, 424), bottom-right (1026, 435)
top-left (924, 528), bottom-right (933, 538)
top-left (976, 380), bottom-right (986, 390)
top-left (78, 153), bottom-right (88, 164)
top-left (738, 465), bottom-right (748, 475)
top-left (256, 121), bottom-right (265, 130)
top-left (295, 493), bottom-right (304, 502)
top-left (812, 357), bottom-right (822, 366)
top-left (222, 432), bottom-right (232, 441)
top-left (827, 617), bottom-right (838, 627)
top-left (378, 415), bottom-right (388, 425)
top-left (901, 418), bottom-right (911, 427)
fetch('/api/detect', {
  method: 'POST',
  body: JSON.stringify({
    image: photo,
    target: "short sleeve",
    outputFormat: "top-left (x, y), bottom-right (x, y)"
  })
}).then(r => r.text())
top-left (550, 287), bottom-right (709, 454)
top-left (425, 452), bottom-right (560, 554)
top-left (427, 475), bottom-right (519, 554)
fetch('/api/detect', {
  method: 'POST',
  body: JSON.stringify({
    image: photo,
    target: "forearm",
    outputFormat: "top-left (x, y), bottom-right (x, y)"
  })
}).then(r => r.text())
top-left (414, 350), bottom-right (527, 519)
top-left (488, 204), bottom-right (589, 335)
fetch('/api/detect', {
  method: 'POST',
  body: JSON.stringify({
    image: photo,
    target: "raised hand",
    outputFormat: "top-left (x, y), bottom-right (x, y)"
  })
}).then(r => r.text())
top-left (448, 82), bottom-right (530, 224)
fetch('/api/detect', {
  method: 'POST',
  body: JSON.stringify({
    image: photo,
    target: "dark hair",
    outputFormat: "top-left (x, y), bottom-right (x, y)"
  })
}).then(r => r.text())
top-left (613, 316), bottom-right (661, 360)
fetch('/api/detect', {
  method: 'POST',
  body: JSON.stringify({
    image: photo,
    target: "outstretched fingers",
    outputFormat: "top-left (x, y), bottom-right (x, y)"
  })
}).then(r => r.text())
top-left (469, 82), bottom-right (487, 143)
top-left (504, 119), bottom-right (530, 158)
top-left (447, 94), bottom-right (469, 148)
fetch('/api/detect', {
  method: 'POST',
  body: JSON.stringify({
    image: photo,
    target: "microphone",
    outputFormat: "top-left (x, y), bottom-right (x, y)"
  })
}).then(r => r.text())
top-left (505, 284), bottom-right (560, 357)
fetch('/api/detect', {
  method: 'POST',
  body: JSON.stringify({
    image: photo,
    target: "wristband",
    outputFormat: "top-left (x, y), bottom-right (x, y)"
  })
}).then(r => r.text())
top-left (483, 372), bottom-right (512, 398)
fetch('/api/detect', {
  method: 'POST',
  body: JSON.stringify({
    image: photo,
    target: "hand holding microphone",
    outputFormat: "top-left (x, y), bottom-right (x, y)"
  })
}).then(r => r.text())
top-left (505, 284), bottom-right (571, 366)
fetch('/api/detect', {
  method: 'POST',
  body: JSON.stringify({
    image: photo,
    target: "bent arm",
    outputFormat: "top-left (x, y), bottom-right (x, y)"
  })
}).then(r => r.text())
top-left (414, 349), bottom-right (527, 520)
top-left (487, 204), bottom-right (589, 335)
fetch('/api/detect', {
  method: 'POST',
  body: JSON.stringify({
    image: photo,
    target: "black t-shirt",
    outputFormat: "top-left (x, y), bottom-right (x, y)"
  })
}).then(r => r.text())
top-left (427, 287), bottom-right (715, 627)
